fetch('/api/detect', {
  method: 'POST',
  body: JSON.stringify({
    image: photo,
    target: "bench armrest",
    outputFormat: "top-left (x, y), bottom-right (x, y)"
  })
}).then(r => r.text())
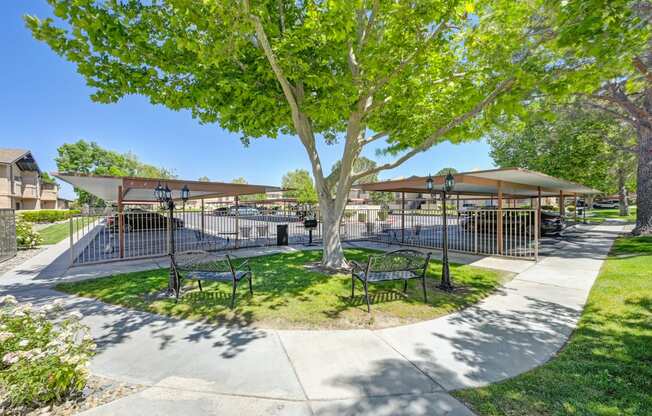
top-left (228, 256), bottom-right (251, 272)
top-left (350, 260), bottom-right (365, 273)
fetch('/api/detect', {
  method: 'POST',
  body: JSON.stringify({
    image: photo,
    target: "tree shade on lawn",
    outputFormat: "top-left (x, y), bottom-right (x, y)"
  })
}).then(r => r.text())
top-left (55, 249), bottom-right (508, 330)
top-left (453, 236), bottom-right (652, 416)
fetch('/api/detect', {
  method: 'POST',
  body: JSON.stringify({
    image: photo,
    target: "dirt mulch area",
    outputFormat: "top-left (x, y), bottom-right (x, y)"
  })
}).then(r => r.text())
top-left (1, 375), bottom-right (144, 416)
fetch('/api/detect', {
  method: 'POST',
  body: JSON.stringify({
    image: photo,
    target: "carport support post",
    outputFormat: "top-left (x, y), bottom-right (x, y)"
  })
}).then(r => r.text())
top-left (574, 194), bottom-right (578, 224)
top-left (401, 192), bottom-right (405, 243)
top-left (537, 187), bottom-right (541, 261)
top-left (559, 191), bottom-right (565, 220)
top-left (118, 185), bottom-right (125, 259)
top-left (497, 182), bottom-right (503, 255)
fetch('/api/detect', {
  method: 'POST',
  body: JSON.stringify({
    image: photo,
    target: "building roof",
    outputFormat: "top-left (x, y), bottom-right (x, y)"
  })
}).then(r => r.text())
top-left (53, 173), bottom-right (282, 203)
top-left (0, 148), bottom-right (40, 172)
top-left (355, 167), bottom-right (600, 197)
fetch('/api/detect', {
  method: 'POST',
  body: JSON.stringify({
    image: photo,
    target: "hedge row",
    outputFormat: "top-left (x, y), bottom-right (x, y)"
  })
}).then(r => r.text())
top-left (18, 209), bottom-right (81, 223)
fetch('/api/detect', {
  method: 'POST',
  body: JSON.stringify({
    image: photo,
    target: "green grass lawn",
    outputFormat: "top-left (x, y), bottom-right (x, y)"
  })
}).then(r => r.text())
top-left (56, 248), bottom-right (509, 329)
top-left (38, 217), bottom-right (94, 245)
top-left (454, 236), bottom-right (652, 416)
top-left (584, 207), bottom-right (637, 224)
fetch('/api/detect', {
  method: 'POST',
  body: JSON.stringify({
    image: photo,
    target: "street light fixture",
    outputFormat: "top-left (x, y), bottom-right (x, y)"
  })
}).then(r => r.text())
top-left (426, 172), bottom-right (455, 292)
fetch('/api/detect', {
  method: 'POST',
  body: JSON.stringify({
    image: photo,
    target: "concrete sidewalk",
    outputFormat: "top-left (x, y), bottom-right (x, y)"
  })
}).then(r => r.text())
top-left (0, 223), bottom-right (625, 415)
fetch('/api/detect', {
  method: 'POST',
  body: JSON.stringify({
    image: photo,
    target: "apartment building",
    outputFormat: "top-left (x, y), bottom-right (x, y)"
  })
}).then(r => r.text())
top-left (0, 148), bottom-right (63, 210)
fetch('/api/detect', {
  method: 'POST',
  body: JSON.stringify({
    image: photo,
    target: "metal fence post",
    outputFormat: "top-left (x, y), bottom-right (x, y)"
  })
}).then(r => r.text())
top-left (474, 210), bottom-right (478, 254)
top-left (69, 215), bottom-right (74, 266)
top-left (235, 196), bottom-right (239, 248)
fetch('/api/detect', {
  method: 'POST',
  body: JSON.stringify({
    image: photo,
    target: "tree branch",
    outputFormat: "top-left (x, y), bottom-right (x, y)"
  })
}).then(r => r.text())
top-left (590, 83), bottom-right (651, 125)
top-left (359, 0), bottom-right (379, 49)
top-left (633, 56), bottom-right (652, 83)
top-left (581, 100), bottom-right (640, 127)
top-left (365, 22), bottom-right (448, 99)
top-left (243, 0), bottom-right (299, 118)
top-left (360, 130), bottom-right (388, 145)
top-left (602, 136), bottom-right (638, 154)
top-left (352, 78), bottom-right (516, 181)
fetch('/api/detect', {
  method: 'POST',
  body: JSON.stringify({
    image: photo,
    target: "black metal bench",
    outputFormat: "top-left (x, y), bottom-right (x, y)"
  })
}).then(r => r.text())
top-left (350, 249), bottom-right (431, 312)
top-left (172, 250), bottom-right (252, 308)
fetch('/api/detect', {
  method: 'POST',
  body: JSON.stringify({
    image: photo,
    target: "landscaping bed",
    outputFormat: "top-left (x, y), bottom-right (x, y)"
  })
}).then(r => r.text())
top-left (2, 375), bottom-right (143, 416)
top-left (453, 236), bottom-right (652, 416)
top-left (56, 249), bottom-right (510, 330)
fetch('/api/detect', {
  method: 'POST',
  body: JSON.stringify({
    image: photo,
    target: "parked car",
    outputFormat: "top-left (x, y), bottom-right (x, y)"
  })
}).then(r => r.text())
top-left (107, 208), bottom-right (183, 232)
top-left (212, 207), bottom-right (229, 216)
top-left (460, 209), bottom-right (564, 236)
top-left (593, 199), bottom-right (619, 209)
top-left (459, 203), bottom-right (478, 212)
top-left (228, 206), bottom-right (260, 216)
top-left (539, 211), bottom-right (564, 235)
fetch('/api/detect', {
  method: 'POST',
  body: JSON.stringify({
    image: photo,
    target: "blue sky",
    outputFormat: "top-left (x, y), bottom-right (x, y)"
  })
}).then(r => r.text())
top-left (1, 1), bottom-right (496, 200)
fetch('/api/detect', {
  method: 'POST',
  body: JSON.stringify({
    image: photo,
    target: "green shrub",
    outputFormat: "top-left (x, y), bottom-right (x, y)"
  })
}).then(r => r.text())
top-left (378, 210), bottom-right (389, 221)
top-left (0, 295), bottom-right (95, 409)
top-left (541, 205), bottom-right (557, 211)
top-left (19, 210), bottom-right (80, 224)
top-left (567, 205), bottom-right (576, 212)
top-left (15, 220), bottom-right (42, 249)
top-left (357, 212), bottom-right (367, 223)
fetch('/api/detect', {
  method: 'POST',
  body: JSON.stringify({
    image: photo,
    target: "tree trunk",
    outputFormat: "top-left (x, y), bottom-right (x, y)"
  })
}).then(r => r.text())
top-left (635, 123), bottom-right (652, 234)
top-left (617, 168), bottom-right (630, 216)
top-left (320, 200), bottom-right (347, 269)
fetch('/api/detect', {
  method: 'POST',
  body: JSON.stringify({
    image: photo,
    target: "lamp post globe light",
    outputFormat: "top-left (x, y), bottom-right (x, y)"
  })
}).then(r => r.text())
top-left (426, 172), bottom-right (455, 292)
top-left (154, 182), bottom-right (190, 296)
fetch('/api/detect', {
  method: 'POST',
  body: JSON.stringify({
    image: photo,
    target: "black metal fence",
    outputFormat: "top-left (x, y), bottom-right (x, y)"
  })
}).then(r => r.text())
top-left (0, 209), bottom-right (17, 263)
top-left (69, 206), bottom-right (538, 265)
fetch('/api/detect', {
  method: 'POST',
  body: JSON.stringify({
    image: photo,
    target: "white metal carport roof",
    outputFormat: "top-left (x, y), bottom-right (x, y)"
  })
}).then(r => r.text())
top-left (356, 167), bottom-right (600, 197)
top-left (54, 173), bottom-right (281, 203)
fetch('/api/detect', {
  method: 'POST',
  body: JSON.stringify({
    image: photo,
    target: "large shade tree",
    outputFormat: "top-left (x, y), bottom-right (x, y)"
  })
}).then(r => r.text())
top-left (488, 105), bottom-right (637, 214)
top-left (541, 0), bottom-right (651, 233)
top-left (28, 0), bottom-right (565, 268)
top-left (56, 139), bottom-right (176, 204)
top-left (282, 169), bottom-right (318, 204)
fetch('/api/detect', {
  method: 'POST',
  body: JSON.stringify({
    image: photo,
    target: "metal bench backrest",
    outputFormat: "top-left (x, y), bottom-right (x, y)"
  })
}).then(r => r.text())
top-left (174, 250), bottom-right (236, 276)
top-left (367, 249), bottom-right (430, 274)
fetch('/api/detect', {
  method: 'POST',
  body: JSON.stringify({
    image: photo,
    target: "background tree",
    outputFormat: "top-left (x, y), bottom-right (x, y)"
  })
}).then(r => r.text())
top-left (535, 1), bottom-right (651, 233)
top-left (435, 167), bottom-right (458, 176)
top-left (198, 176), bottom-right (210, 182)
top-left (488, 105), bottom-right (637, 214)
top-left (28, 1), bottom-right (570, 268)
top-left (56, 140), bottom-right (176, 204)
top-left (282, 169), bottom-right (318, 205)
top-left (232, 177), bottom-right (265, 202)
top-left (40, 172), bottom-right (56, 185)
top-left (332, 156), bottom-right (393, 206)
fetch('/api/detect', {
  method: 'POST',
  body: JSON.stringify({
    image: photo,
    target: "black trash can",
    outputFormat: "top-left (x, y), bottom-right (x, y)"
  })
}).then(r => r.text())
top-left (277, 224), bottom-right (288, 246)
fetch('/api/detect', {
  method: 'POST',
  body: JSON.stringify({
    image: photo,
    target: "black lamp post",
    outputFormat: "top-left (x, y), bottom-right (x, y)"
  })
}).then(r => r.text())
top-left (426, 173), bottom-right (455, 291)
top-left (154, 182), bottom-right (190, 296)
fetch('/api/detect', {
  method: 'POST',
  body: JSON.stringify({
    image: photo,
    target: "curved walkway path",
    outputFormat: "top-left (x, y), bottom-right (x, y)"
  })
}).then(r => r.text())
top-left (0, 223), bottom-right (625, 416)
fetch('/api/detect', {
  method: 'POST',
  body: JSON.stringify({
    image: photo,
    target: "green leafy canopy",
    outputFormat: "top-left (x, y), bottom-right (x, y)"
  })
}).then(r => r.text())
top-left (26, 0), bottom-right (556, 151)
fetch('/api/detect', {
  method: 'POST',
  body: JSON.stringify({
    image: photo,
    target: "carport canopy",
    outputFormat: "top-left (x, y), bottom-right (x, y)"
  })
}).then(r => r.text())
top-left (54, 173), bottom-right (281, 203)
top-left (355, 167), bottom-right (600, 198)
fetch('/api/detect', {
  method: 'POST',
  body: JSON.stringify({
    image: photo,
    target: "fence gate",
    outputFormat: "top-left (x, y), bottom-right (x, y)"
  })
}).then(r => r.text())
top-left (0, 209), bottom-right (17, 263)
